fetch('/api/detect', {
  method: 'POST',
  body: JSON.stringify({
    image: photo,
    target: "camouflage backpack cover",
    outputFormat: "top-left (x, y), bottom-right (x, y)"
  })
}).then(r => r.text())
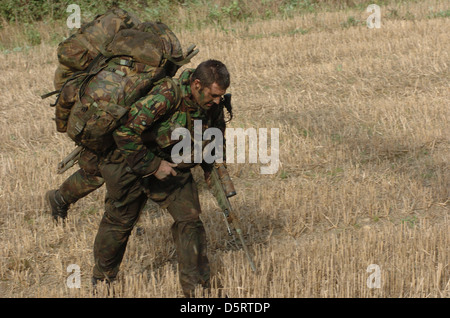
top-left (53, 7), bottom-right (142, 90)
top-left (46, 8), bottom-right (198, 153)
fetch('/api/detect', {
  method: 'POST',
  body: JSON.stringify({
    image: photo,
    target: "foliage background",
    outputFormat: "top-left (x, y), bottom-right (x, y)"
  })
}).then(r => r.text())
top-left (3, 0), bottom-right (448, 50)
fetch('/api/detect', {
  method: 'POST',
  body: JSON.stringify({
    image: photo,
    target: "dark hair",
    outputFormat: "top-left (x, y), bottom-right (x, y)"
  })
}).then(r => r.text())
top-left (191, 59), bottom-right (230, 89)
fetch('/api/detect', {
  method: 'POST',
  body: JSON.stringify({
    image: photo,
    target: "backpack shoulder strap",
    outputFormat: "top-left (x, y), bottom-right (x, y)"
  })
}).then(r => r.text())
top-left (154, 76), bottom-right (182, 111)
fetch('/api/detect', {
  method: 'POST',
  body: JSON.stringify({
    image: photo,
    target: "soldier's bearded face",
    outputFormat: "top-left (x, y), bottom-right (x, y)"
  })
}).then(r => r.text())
top-left (192, 80), bottom-right (226, 109)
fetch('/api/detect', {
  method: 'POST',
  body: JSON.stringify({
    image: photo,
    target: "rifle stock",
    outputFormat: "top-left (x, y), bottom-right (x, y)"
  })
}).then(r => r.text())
top-left (57, 146), bottom-right (83, 174)
top-left (210, 165), bottom-right (256, 272)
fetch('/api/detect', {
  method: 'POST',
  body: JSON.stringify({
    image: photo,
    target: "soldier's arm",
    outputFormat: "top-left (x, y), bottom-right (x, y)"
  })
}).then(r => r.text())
top-left (113, 80), bottom-right (178, 176)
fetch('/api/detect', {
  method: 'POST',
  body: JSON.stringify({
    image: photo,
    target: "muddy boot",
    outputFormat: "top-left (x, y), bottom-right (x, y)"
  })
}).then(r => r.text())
top-left (45, 189), bottom-right (69, 222)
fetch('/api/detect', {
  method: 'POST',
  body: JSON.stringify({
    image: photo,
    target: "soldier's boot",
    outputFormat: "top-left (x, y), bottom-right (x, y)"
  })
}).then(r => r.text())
top-left (45, 189), bottom-right (69, 222)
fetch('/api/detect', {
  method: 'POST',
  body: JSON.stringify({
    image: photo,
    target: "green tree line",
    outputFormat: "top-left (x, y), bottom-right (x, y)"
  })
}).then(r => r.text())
top-left (0, 0), bottom-right (406, 24)
top-left (1, 0), bottom-right (431, 50)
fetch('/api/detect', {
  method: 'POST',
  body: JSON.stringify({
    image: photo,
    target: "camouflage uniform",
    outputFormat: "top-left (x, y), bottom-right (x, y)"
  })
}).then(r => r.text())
top-left (57, 149), bottom-right (104, 207)
top-left (49, 54), bottom-right (168, 218)
top-left (92, 68), bottom-right (226, 297)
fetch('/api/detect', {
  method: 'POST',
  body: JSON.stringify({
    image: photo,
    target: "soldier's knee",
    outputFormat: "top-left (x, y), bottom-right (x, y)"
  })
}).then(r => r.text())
top-left (105, 201), bottom-right (138, 232)
top-left (104, 196), bottom-right (144, 230)
top-left (171, 219), bottom-right (205, 238)
top-left (78, 171), bottom-right (104, 188)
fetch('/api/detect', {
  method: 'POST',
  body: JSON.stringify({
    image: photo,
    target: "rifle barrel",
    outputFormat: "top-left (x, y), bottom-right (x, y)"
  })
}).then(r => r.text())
top-left (211, 166), bottom-right (256, 272)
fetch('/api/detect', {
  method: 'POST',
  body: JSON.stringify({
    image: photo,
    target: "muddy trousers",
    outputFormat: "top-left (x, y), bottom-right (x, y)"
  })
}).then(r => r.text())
top-left (59, 168), bottom-right (104, 204)
top-left (58, 148), bottom-right (105, 205)
top-left (92, 172), bottom-right (210, 297)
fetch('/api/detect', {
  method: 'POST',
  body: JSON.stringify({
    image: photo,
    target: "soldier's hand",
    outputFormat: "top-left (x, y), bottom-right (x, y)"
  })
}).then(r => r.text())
top-left (154, 160), bottom-right (178, 180)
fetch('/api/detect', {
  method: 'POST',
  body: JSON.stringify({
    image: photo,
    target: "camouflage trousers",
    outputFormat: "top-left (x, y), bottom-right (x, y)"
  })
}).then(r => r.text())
top-left (92, 150), bottom-right (210, 297)
top-left (59, 148), bottom-right (104, 204)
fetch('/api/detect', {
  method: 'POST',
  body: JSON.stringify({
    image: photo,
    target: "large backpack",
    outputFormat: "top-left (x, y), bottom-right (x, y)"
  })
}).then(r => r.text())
top-left (45, 8), bottom-right (198, 153)
top-left (53, 7), bottom-right (142, 90)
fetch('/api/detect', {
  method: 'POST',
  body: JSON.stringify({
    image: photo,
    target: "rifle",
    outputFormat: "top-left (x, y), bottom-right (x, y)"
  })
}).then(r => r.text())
top-left (57, 146), bottom-right (83, 174)
top-left (209, 164), bottom-right (256, 272)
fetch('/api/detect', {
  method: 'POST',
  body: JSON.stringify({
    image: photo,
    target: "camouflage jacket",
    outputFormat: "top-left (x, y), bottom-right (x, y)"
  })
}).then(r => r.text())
top-left (113, 69), bottom-right (226, 176)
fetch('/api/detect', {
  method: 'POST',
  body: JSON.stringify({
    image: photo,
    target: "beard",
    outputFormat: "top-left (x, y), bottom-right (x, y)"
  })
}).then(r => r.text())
top-left (197, 88), bottom-right (212, 111)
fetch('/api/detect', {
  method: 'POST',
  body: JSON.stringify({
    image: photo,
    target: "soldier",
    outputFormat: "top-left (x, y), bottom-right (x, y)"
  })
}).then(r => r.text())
top-left (92, 59), bottom-right (230, 297)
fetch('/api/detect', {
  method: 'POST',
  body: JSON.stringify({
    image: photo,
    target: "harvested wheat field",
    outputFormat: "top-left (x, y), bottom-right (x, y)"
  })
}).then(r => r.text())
top-left (0, 1), bottom-right (448, 299)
